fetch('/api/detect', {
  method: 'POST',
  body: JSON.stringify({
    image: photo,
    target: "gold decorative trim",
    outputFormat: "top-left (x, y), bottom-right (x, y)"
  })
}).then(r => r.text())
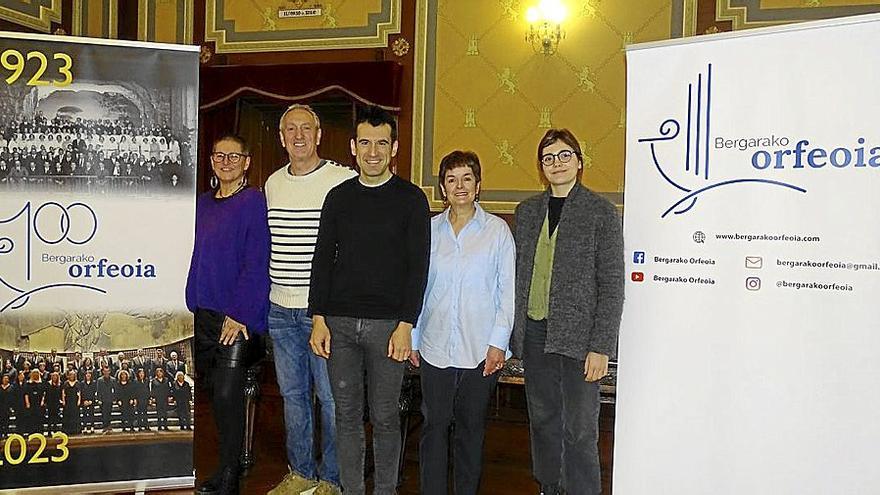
top-left (200, 85), bottom-right (401, 112)
top-left (204, 0), bottom-right (402, 53)
top-left (200, 44), bottom-right (214, 64)
top-left (712, 0), bottom-right (880, 31)
top-left (138, 0), bottom-right (149, 41)
top-left (72, 0), bottom-right (84, 36)
top-left (108, 0), bottom-right (118, 39)
top-left (0, 0), bottom-right (62, 33)
top-left (411, 0), bottom-right (440, 211)
top-left (715, 0), bottom-right (781, 31)
top-left (71, 0), bottom-right (118, 39)
top-left (183, 0), bottom-right (194, 44)
top-left (391, 37), bottom-right (409, 57)
top-left (137, 0), bottom-right (193, 44)
top-left (682, 0), bottom-right (699, 36)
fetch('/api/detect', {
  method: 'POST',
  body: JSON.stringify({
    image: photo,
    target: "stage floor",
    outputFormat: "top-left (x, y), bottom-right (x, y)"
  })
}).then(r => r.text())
top-left (182, 381), bottom-right (615, 495)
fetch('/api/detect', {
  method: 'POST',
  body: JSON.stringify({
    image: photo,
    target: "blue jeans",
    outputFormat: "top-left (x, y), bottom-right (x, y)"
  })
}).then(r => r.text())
top-left (268, 303), bottom-right (339, 485)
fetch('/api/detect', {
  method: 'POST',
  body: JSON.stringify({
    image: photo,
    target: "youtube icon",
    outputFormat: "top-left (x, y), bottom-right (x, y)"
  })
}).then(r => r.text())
top-left (631, 272), bottom-right (645, 282)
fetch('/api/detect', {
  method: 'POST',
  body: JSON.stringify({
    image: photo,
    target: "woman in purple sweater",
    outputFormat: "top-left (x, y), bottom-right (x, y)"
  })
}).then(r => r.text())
top-left (186, 134), bottom-right (270, 495)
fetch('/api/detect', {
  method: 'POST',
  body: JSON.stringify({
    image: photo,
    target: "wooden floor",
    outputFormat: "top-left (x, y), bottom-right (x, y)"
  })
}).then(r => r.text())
top-left (184, 382), bottom-right (615, 495)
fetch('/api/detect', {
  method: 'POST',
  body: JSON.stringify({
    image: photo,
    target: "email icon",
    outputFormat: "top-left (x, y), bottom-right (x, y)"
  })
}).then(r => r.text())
top-left (745, 256), bottom-right (763, 269)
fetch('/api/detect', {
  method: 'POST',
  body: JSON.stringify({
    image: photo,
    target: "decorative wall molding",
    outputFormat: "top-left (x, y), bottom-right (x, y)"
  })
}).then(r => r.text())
top-left (0, 0), bottom-right (62, 33)
top-left (204, 0), bottom-right (401, 53)
top-left (671, 0), bottom-right (880, 37)
top-left (138, 0), bottom-right (194, 44)
top-left (715, 0), bottom-right (880, 31)
top-left (71, 0), bottom-right (118, 39)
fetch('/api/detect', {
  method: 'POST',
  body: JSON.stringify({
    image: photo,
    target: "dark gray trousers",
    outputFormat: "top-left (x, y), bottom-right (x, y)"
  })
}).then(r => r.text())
top-left (326, 316), bottom-right (405, 495)
top-left (419, 358), bottom-right (498, 495)
top-left (523, 318), bottom-right (601, 495)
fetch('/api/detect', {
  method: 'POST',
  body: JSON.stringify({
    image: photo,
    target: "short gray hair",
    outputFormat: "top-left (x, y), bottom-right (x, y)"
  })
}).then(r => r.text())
top-left (279, 104), bottom-right (321, 130)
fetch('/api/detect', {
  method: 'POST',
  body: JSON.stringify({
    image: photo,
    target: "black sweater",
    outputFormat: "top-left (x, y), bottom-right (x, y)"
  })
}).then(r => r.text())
top-left (309, 175), bottom-right (430, 325)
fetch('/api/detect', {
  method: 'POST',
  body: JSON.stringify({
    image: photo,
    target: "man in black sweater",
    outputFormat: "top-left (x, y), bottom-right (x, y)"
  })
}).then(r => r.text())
top-left (309, 106), bottom-right (430, 495)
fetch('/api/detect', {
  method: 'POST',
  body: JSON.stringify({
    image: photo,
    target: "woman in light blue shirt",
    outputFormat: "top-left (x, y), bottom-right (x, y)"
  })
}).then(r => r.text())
top-left (411, 150), bottom-right (515, 495)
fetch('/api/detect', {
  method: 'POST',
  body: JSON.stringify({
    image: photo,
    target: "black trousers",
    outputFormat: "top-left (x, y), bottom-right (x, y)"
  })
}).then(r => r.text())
top-left (100, 402), bottom-right (113, 429)
top-left (419, 358), bottom-right (499, 495)
top-left (47, 405), bottom-right (61, 432)
top-left (156, 401), bottom-right (168, 428)
top-left (176, 400), bottom-right (192, 428)
top-left (27, 406), bottom-right (44, 434)
top-left (81, 403), bottom-right (94, 429)
top-left (523, 319), bottom-right (601, 495)
top-left (121, 402), bottom-right (135, 429)
top-left (137, 401), bottom-right (149, 428)
top-left (0, 410), bottom-right (8, 436)
top-left (194, 308), bottom-right (248, 470)
top-left (62, 405), bottom-right (80, 434)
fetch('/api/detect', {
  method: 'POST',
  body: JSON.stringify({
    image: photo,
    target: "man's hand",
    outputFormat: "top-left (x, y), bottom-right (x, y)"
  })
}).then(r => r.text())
top-left (409, 350), bottom-right (421, 367)
top-left (310, 315), bottom-right (332, 358)
top-left (584, 352), bottom-right (609, 382)
top-left (483, 346), bottom-right (506, 377)
top-left (387, 322), bottom-right (413, 362)
top-left (219, 316), bottom-right (249, 346)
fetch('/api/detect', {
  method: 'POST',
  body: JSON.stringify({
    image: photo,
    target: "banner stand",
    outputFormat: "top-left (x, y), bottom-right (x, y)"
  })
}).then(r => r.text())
top-left (0, 31), bottom-right (198, 492)
top-left (616, 12), bottom-right (880, 495)
top-left (4, 476), bottom-right (194, 494)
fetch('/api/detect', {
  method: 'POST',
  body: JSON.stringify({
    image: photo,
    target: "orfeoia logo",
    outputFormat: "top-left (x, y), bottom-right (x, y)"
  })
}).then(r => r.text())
top-left (0, 201), bottom-right (156, 313)
top-left (637, 63), bottom-right (807, 218)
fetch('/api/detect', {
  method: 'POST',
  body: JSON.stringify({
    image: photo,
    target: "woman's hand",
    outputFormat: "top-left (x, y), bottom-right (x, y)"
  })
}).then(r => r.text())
top-left (584, 352), bottom-right (609, 382)
top-left (219, 316), bottom-right (249, 346)
top-left (483, 346), bottom-right (506, 377)
top-left (408, 350), bottom-right (421, 367)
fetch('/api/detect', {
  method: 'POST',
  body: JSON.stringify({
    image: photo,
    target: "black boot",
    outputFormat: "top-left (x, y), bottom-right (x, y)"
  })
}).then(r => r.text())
top-left (195, 470), bottom-right (223, 495)
top-left (217, 466), bottom-right (240, 495)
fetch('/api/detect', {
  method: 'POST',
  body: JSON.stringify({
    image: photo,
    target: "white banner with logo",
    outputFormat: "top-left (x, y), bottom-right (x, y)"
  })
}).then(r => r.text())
top-left (616, 14), bottom-right (880, 495)
top-left (0, 32), bottom-right (197, 491)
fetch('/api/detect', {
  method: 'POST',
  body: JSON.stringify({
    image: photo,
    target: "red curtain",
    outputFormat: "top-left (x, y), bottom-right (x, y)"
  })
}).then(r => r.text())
top-left (197, 61), bottom-right (403, 191)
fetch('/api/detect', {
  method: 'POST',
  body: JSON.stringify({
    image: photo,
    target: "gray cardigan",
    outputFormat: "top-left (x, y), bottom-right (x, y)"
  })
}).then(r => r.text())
top-left (511, 184), bottom-right (625, 361)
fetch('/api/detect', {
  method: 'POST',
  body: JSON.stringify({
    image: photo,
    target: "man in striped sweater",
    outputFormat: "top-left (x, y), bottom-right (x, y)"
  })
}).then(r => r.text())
top-left (266, 104), bottom-right (355, 495)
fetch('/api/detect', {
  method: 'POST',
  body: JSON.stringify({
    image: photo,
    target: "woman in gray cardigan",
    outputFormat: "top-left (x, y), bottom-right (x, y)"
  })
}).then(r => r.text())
top-left (512, 128), bottom-right (625, 495)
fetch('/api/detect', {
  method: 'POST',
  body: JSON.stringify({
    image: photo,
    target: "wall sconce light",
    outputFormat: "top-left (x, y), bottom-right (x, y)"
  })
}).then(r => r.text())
top-left (526, 0), bottom-right (568, 55)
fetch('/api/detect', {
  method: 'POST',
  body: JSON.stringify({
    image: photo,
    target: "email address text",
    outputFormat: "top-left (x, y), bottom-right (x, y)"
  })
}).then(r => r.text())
top-left (777, 259), bottom-right (879, 272)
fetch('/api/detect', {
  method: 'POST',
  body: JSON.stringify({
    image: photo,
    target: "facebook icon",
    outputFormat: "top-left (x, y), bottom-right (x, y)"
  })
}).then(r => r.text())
top-left (633, 251), bottom-right (646, 264)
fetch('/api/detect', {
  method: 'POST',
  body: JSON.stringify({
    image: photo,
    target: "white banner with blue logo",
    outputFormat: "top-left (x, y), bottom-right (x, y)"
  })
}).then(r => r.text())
top-left (616, 14), bottom-right (880, 495)
top-left (0, 32), bottom-right (197, 492)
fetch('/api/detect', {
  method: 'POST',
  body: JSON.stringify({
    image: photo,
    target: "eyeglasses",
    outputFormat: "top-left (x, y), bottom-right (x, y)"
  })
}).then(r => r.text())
top-left (210, 152), bottom-right (248, 164)
top-left (540, 150), bottom-right (577, 167)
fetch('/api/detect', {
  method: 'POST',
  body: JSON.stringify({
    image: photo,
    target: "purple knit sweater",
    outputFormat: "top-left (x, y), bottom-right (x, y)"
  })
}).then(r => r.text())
top-left (185, 187), bottom-right (270, 333)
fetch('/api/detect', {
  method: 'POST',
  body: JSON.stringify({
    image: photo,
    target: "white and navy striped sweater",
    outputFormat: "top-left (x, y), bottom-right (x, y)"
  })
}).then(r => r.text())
top-left (264, 160), bottom-right (357, 308)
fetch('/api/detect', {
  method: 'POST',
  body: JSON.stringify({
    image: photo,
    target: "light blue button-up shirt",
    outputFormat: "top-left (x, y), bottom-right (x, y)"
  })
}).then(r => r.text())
top-left (412, 203), bottom-right (515, 369)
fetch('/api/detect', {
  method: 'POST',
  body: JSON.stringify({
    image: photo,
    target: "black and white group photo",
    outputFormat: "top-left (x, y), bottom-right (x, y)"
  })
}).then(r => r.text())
top-left (0, 82), bottom-right (195, 194)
